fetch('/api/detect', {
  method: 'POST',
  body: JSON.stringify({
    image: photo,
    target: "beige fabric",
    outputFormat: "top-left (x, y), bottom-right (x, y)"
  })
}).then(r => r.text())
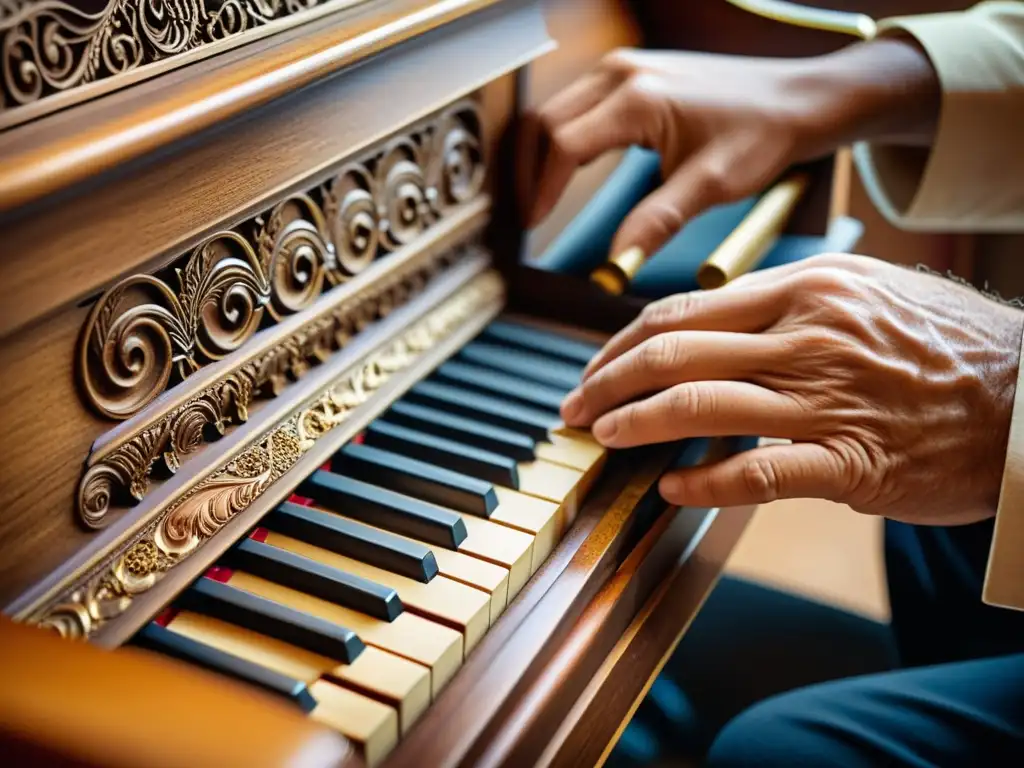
top-left (853, 2), bottom-right (1024, 610)
top-left (853, 2), bottom-right (1024, 233)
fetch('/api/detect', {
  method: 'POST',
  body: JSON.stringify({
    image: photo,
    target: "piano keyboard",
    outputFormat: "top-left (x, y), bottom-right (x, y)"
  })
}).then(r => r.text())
top-left (131, 318), bottom-right (609, 766)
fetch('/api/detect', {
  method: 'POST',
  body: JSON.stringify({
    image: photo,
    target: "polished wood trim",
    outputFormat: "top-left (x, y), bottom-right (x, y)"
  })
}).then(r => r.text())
top-left (0, 617), bottom-right (362, 768)
top-left (0, 0), bottom-right (552, 340)
top-left (0, 0), bottom-right (370, 132)
top-left (8, 257), bottom-right (496, 625)
top-left (539, 506), bottom-right (757, 768)
top-left (385, 442), bottom-right (685, 767)
top-left (0, 0), bottom-right (513, 213)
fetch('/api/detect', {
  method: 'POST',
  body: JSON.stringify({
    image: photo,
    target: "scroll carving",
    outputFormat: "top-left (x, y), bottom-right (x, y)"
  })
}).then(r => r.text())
top-left (79, 100), bottom-right (485, 421)
top-left (77, 241), bottom-right (465, 529)
top-left (79, 232), bottom-right (271, 419)
top-left (0, 0), bottom-right (366, 122)
top-left (35, 270), bottom-right (504, 640)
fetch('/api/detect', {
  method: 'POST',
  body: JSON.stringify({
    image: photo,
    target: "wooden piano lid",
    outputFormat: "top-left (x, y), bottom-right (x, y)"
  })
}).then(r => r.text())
top-left (0, 617), bottom-right (362, 768)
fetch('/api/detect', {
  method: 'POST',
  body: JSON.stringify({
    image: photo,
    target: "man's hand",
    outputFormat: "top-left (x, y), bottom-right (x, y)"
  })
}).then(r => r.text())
top-left (519, 41), bottom-right (939, 260)
top-left (561, 255), bottom-right (1023, 525)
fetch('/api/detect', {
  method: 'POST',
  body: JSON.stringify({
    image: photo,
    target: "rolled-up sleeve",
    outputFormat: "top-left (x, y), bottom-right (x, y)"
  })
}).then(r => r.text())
top-left (854, 2), bottom-right (1024, 611)
top-left (852, 1), bottom-right (1024, 233)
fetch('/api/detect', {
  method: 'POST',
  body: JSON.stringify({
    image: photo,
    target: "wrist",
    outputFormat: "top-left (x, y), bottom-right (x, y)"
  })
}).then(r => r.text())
top-left (789, 36), bottom-right (941, 155)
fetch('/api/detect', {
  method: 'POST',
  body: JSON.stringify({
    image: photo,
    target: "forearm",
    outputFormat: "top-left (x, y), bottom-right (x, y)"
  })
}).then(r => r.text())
top-left (792, 37), bottom-right (941, 153)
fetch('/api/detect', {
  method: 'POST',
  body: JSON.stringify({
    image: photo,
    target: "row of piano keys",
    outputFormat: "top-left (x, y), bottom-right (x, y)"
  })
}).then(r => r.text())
top-left (131, 318), bottom-right (610, 765)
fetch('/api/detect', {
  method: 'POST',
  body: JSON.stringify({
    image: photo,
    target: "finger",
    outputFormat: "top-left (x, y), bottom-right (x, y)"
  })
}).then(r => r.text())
top-left (531, 83), bottom-right (648, 228)
top-left (585, 380), bottom-right (810, 447)
top-left (519, 70), bottom-right (623, 226)
top-left (538, 67), bottom-right (624, 128)
top-left (608, 143), bottom-right (746, 260)
top-left (562, 331), bottom-right (785, 426)
top-left (657, 441), bottom-right (844, 508)
top-left (582, 278), bottom-right (791, 381)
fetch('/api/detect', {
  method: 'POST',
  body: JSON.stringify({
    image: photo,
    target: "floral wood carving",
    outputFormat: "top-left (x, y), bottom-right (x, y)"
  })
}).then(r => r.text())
top-left (34, 269), bottom-right (504, 640)
top-left (0, 0), bottom-right (366, 120)
top-left (77, 240), bottom-right (468, 529)
top-left (78, 100), bottom-right (485, 421)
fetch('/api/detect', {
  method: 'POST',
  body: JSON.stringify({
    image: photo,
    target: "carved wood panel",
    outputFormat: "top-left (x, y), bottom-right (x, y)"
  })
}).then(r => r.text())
top-left (79, 98), bottom-right (484, 421)
top-left (29, 267), bottom-right (504, 641)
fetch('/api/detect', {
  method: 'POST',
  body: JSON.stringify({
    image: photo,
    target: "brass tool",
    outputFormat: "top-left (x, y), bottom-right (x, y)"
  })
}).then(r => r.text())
top-left (589, 246), bottom-right (647, 296)
top-left (696, 172), bottom-right (809, 289)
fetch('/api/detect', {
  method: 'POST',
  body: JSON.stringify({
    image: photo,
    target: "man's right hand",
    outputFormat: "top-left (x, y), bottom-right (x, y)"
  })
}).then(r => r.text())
top-left (518, 39), bottom-right (939, 260)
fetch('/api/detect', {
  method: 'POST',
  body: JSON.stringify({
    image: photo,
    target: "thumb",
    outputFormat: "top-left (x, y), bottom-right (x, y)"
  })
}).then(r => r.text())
top-left (657, 442), bottom-right (845, 508)
top-left (608, 149), bottom-right (741, 262)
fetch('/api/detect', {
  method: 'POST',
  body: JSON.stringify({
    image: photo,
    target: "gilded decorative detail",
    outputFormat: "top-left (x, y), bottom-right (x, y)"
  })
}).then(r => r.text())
top-left (34, 270), bottom-right (504, 640)
top-left (0, 0), bottom-right (365, 119)
top-left (76, 239), bottom-right (468, 530)
top-left (78, 100), bottom-right (485, 421)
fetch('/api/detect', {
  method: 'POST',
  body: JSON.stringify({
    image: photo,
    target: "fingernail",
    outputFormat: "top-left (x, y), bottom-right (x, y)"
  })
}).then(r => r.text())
top-left (592, 416), bottom-right (617, 444)
top-left (561, 389), bottom-right (583, 423)
top-left (660, 475), bottom-right (682, 499)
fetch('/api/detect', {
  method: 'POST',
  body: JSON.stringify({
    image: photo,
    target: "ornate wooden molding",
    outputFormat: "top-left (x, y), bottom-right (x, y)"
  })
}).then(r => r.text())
top-left (0, 0), bottom-right (370, 124)
top-left (34, 268), bottom-right (504, 640)
top-left (78, 98), bottom-right (484, 421)
top-left (77, 209), bottom-right (486, 531)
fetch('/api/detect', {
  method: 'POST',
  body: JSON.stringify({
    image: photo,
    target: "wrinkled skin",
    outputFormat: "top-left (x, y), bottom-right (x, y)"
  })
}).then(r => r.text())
top-left (561, 255), bottom-right (1022, 525)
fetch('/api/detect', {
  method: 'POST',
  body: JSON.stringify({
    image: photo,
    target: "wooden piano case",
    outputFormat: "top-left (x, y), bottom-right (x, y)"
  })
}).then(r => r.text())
top-left (0, 1), bottom-right (864, 766)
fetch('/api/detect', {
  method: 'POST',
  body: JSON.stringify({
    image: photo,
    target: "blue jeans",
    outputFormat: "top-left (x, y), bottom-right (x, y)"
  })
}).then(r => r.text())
top-left (609, 519), bottom-right (1024, 766)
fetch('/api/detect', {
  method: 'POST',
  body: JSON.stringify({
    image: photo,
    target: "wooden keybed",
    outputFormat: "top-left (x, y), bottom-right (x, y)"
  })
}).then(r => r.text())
top-left (0, 1), bottom-right (868, 765)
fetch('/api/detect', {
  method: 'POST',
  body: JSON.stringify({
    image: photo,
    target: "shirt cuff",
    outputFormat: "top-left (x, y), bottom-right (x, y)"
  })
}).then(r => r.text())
top-left (984, 322), bottom-right (1024, 611)
top-left (852, 3), bottom-right (1024, 232)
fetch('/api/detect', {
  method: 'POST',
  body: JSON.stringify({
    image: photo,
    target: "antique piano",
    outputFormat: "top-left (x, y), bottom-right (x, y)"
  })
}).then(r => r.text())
top-left (0, 1), bottom-right (928, 766)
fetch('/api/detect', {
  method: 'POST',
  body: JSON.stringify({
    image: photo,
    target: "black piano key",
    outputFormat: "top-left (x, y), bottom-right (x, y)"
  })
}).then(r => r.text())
top-left (431, 361), bottom-right (565, 413)
top-left (364, 419), bottom-right (519, 489)
top-left (134, 622), bottom-right (317, 713)
top-left (264, 501), bottom-right (438, 583)
top-left (458, 342), bottom-right (582, 391)
top-left (219, 538), bottom-right (402, 622)
top-left (178, 577), bottom-right (369, 661)
top-left (386, 401), bottom-right (536, 462)
top-left (299, 470), bottom-right (467, 549)
top-left (482, 320), bottom-right (600, 367)
top-left (405, 381), bottom-right (559, 441)
top-left (333, 443), bottom-right (498, 518)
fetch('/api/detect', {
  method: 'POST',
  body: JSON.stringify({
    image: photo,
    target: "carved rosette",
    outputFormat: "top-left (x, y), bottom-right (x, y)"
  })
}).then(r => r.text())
top-left (79, 100), bottom-right (486, 422)
top-left (36, 270), bottom-right (504, 640)
top-left (0, 1), bottom-right (357, 118)
top-left (255, 194), bottom-right (336, 321)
